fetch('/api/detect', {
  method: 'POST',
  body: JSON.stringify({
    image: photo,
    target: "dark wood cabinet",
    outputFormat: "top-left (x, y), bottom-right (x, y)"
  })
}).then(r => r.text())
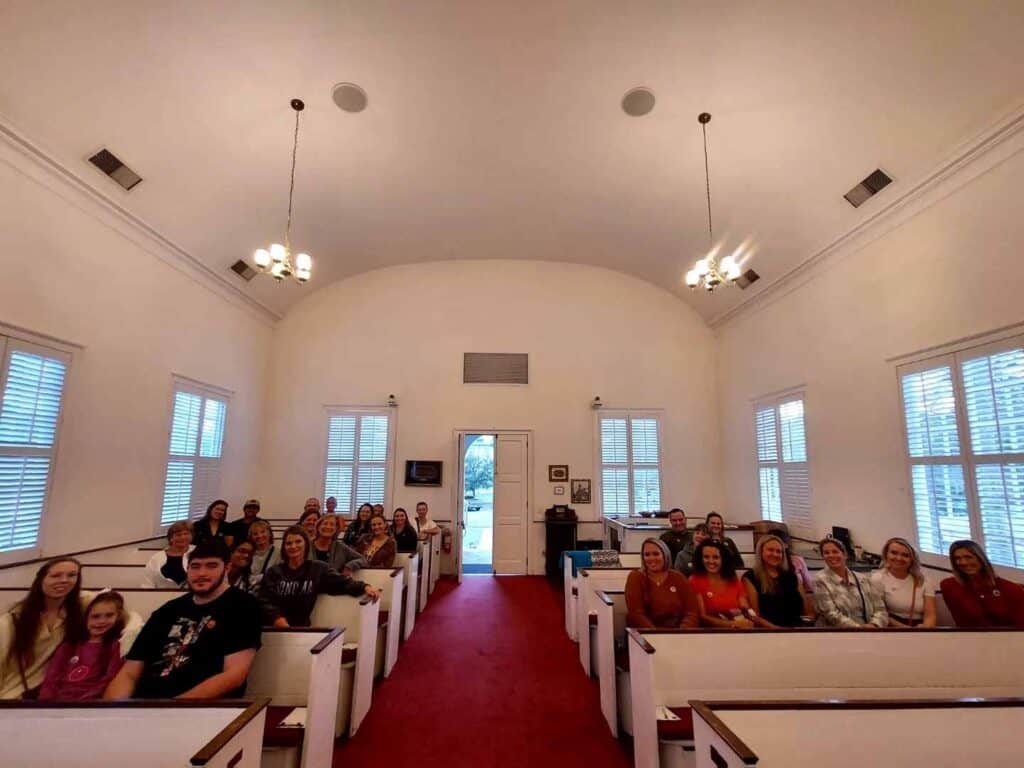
top-left (545, 520), bottom-right (577, 581)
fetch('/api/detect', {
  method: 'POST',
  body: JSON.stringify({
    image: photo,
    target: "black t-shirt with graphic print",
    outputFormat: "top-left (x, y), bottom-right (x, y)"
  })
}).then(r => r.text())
top-left (127, 587), bottom-right (262, 699)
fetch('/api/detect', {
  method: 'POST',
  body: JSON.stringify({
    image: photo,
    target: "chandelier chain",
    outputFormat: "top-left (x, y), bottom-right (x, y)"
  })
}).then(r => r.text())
top-left (285, 106), bottom-right (301, 251)
top-left (702, 119), bottom-right (713, 246)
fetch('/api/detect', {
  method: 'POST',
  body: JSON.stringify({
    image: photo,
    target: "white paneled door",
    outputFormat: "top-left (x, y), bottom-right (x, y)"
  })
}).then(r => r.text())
top-left (493, 433), bottom-right (529, 575)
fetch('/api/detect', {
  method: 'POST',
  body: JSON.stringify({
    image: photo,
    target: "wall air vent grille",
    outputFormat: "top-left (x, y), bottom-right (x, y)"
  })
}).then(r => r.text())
top-left (736, 268), bottom-right (760, 290)
top-left (844, 168), bottom-right (892, 208)
top-left (87, 148), bottom-right (143, 191)
top-left (463, 353), bottom-right (529, 385)
top-left (229, 260), bottom-right (257, 281)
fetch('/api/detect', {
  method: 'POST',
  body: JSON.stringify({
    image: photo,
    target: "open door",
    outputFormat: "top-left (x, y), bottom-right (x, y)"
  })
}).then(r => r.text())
top-left (455, 432), bottom-right (466, 584)
top-left (493, 433), bottom-right (528, 575)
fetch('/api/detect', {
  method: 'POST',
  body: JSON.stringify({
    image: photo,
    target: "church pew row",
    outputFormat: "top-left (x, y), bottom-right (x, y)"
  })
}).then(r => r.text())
top-left (690, 698), bottom-right (1024, 768)
top-left (248, 627), bottom-right (344, 768)
top-left (359, 567), bottom-right (404, 678)
top-left (417, 541), bottom-right (431, 613)
top-left (627, 627), bottom-right (1024, 768)
top-left (563, 553), bottom-right (641, 641)
top-left (394, 552), bottom-right (418, 640)
top-left (0, 588), bottom-right (378, 738)
top-left (0, 698), bottom-right (269, 768)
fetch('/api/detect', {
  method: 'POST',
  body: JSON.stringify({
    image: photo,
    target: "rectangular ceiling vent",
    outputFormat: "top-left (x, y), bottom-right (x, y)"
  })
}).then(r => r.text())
top-left (88, 148), bottom-right (143, 191)
top-left (229, 259), bottom-right (257, 281)
top-left (736, 268), bottom-right (760, 290)
top-left (843, 168), bottom-right (892, 208)
top-left (463, 353), bottom-right (529, 385)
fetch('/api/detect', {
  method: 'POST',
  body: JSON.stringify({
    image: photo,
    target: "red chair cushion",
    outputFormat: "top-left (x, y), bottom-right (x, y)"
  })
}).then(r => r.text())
top-left (656, 707), bottom-right (694, 741)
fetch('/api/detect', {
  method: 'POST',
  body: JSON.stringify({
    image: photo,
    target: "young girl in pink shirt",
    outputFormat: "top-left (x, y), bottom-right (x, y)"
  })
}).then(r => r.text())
top-left (39, 591), bottom-right (126, 701)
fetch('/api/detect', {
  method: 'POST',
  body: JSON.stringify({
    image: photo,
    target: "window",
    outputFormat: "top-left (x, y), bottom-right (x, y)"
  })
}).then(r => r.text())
top-left (323, 409), bottom-right (395, 515)
top-left (0, 337), bottom-right (70, 552)
top-left (754, 394), bottom-right (811, 528)
top-left (160, 379), bottom-right (229, 527)
top-left (899, 335), bottom-right (1024, 568)
top-left (597, 412), bottom-right (662, 516)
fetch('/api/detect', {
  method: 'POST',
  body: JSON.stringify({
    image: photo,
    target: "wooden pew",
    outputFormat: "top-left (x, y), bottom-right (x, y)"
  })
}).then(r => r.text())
top-left (691, 698), bottom-right (1024, 768)
top-left (310, 593), bottom-right (380, 737)
top-left (627, 627), bottom-right (1024, 768)
top-left (594, 589), bottom-right (628, 738)
top-left (0, 586), bottom-right (183, 618)
top-left (358, 567), bottom-right (405, 678)
top-left (417, 541), bottom-right (431, 613)
top-left (563, 552), bottom-right (641, 641)
top-left (0, 698), bottom-right (269, 768)
top-left (248, 627), bottom-right (344, 768)
top-left (576, 568), bottom-right (635, 675)
top-left (394, 552), bottom-right (419, 640)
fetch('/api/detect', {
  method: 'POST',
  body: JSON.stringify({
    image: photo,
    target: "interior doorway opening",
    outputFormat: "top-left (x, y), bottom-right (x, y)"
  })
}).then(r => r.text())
top-left (462, 434), bottom-right (495, 574)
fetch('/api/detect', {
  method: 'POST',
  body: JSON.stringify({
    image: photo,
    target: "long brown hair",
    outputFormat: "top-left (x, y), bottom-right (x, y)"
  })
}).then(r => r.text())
top-left (6, 558), bottom-right (85, 690)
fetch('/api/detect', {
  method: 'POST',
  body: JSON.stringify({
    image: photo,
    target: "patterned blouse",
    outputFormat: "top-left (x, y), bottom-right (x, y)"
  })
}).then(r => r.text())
top-left (813, 567), bottom-right (888, 627)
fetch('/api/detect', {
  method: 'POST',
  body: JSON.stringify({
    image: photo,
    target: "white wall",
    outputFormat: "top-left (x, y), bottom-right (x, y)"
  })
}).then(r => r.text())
top-left (716, 142), bottom-right (1024, 563)
top-left (0, 141), bottom-right (271, 560)
top-left (260, 260), bottom-right (720, 574)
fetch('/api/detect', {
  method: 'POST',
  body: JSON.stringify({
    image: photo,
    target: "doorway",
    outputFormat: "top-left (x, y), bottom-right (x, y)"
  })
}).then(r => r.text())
top-left (455, 430), bottom-right (530, 579)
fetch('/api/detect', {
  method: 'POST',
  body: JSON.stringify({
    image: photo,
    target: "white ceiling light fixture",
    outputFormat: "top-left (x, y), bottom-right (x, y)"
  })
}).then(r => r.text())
top-left (253, 98), bottom-right (312, 283)
top-left (685, 112), bottom-right (741, 292)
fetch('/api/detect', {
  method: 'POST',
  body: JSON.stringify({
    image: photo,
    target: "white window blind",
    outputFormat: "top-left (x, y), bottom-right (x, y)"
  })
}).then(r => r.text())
top-left (323, 410), bottom-right (394, 514)
top-left (755, 394), bottom-right (811, 528)
top-left (160, 380), bottom-right (229, 527)
top-left (0, 338), bottom-right (70, 553)
top-left (598, 412), bottom-right (662, 516)
top-left (899, 336), bottom-right (1024, 568)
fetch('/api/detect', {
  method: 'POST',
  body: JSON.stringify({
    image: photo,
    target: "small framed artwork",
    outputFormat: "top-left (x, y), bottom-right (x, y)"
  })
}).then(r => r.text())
top-left (548, 464), bottom-right (569, 482)
top-left (553, 485), bottom-right (565, 496)
top-left (570, 478), bottom-right (591, 504)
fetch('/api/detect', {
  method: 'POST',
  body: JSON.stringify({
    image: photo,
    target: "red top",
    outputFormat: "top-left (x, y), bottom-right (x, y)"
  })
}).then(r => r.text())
top-left (38, 638), bottom-right (124, 701)
top-left (940, 576), bottom-right (1024, 628)
top-left (689, 574), bottom-right (746, 618)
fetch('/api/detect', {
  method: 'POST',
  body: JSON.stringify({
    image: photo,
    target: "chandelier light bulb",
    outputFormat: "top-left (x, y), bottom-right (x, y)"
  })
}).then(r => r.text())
top-left (695, 258), bottom-right (710, 276)
top-left (254, 249), bottom-right (271, 269)
top-left (726, 262), bottom-right (742, 281)
top-left (295, 252), bottom-right (312, 271)
top-left (270, 243), bottom-right (286, 264)
top-left (685, 270), bottom-right (699, 287)
top-left (270, 262), bottom-right (285, 280)
top-left (720, 255), bottom-right (736, 274)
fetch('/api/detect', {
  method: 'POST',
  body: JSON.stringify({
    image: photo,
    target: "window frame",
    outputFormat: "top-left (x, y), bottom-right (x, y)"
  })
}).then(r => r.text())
top-left (0, 331), bottom-right (74, 562)
top-left (753, 389), bottom-right (812, 530)
top-left (157, 375), bottom-right (232, 533)
top-left (321, 406), bottom-right (397, 517)
top-left (897, 332), bottom-right (1024, 575)
top-left (593, 408), bottom-right (664, 518)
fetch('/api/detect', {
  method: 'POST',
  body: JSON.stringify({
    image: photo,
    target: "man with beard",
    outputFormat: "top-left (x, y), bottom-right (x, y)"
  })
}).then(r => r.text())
top-left (104, 540), bottom-right (261, 700)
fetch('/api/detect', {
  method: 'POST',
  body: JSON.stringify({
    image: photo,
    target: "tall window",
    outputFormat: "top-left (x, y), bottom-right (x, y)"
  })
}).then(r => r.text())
top-left (598, 411), bottom-right (662, 516)
top-left (755, 394), bottom-right (811, 528)
top-left (160, 379), bottom-right (229, 526)
top-left (899, 335), bottom-right (1024, 568)
top-left (323, 409), bottom-right (395, 515)
top-left (0, 337), bottom-right (70, 552)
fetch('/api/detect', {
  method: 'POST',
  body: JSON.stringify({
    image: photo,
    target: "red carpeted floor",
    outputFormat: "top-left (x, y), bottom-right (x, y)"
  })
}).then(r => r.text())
top-left (332, 575), bottom-right (633, 768)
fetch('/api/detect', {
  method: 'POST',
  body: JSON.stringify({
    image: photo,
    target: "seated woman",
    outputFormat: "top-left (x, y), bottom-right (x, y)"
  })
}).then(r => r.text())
top-left (871, 537), bottom-right (936, 627)
top-left (673, 523), bottom-right (710, 576)
top-left (357, 515), bottom-right (398, 568)
top-left (940, 540), bottom-right (1024, 628)
top-left (689, 540), bottom-right (755, 628)
top-left (259, 526), bottom-right (380, 627)
top-left (705, 512), bottom-right (744, 570)
top-left (391, 508), bottom-right (419, 553)
top-left (625, 538), bottom-right (699, 628)
top-left (1, 558), bottom-right (90, 699)
top-left (247, 520), bottom-right (280, 590)
top-left (742, 534), bottom-right (808, 628)
top-left (813, 537), bottom-right (887, 628)
top-left (39, 591), bottom-right (128, 701)
top-left (142, 521), bottom-right (192, 588)
top-left (226, 541), bottom-right (256, 594)
top-left (192, 499), bottom-right (232, 547)
top-left (343, 503), bottom-right (374, 546)
top-left (768, 527), bottom-right (814, 594)
top-left (311, 514), bottom-right (368, 575)
top-left (298, 509), bottom-right (321, 540)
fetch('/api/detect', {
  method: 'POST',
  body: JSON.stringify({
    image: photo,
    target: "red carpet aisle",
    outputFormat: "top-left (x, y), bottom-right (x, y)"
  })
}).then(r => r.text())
top-left (332, 576), bottom-right (633, 768)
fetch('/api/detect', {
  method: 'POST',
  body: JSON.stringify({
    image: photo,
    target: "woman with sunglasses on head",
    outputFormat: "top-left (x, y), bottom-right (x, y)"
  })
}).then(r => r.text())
top-left (813, 537), bottom-right (887, 628)
top-left (940, 540), bottom-right (1024, 628)
top-left (625, 538), bottom-right (699, 629)
top-left (871, 537), bottom-right (935, 627)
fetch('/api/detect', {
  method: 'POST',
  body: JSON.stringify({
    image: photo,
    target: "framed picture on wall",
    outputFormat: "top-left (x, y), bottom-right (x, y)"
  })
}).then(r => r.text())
top-left (570, 478), bottom-right (591, 504)
top-left (548, 464), bottom-right (569, 482)
top-left (553, 486), bottom-right (565, 495)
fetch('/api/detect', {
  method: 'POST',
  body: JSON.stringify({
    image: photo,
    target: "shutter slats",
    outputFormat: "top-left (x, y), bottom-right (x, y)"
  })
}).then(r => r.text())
top-left (600, 419), bottom-right (628, 464)
top-left (632, 468), bottom-right (661, 513)
top-left (160, 460), bottom-right (194, 526)
top-left (976, 463), bottom-right (1024, 568)
top-left (759, 467), bottom-right (782, 522)
top-left (600, 415), bottom-right (663, 516)
top-left (631, 419), bottom-right (660, 464)
top-left (755, 409), bottom-right (778, 463)
top-left (779, 400), bottom-right (807, 463)
top-left (0, 456), bottom-right (50, 551)
top-left (756, 397), bottom-right (810, 528)
top-left (901, 367), bottom-right (960, 458)
top-left (199, 398), bottom-right (227, 458)
top-left (327, 416), bottom-right (357, 461)
top-left (601, 468), bottom-right (629, 516)
top-left (963, 349), bottom-right (1024, 455)
top-left (324, 465), bottom-right (354, 514)
top-left (325, 412), bottom-right (391, 512)
top-left (163, 384), bottom-right (228, 527)
top-left (355, 466), bottom-right (386, 506)
top-left (780, 465), bottom-right (812, 528)
top-left (358, 416), bottom-right (389, 462)
top-left (910, 463), bottom-right (970, 556)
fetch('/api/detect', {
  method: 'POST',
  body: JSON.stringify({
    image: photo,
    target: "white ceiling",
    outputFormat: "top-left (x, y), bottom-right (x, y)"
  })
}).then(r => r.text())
top-left (2, 1), bottom-right (1023, 321)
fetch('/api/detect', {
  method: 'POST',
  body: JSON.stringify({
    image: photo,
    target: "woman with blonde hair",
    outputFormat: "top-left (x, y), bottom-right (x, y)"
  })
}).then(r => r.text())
top-left (871, 537), bottom-right (935, 627)
top-left (142, 521), bottom-right (193, 588)
top-left (742, 534), bottom-right (809, 627)
top-left (940, 540), bottom-right (1024, 627)
top-left (813, 537), bottom-right (887, 628)
top-left (247, 520), bottom-right (280, 590)
top-left (625, 538), bottom-right (699, 629)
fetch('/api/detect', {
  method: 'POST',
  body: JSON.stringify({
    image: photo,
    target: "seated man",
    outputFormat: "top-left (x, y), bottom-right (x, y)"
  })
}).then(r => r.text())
top-left (104, 540), bottom-right (262, 700)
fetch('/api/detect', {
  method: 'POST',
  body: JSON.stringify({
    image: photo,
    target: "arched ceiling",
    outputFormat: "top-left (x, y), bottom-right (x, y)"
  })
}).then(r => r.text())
top-left (2, 1), bottom-right (1023, 322)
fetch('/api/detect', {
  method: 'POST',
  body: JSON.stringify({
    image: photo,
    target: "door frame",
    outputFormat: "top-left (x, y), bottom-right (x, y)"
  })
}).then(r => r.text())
top-left (452, 428), bottom-right (533, 580)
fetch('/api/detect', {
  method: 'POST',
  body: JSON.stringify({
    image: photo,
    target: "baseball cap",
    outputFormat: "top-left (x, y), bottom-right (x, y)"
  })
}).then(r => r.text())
top-left (243, 499), bottom-right (261, 510)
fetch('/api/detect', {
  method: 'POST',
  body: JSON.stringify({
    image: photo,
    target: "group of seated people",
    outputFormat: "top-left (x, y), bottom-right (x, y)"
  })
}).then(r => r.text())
top-left (0, 496), bottom-right (443, 701)
top-left (627, 508), bottom-right (1024, 630)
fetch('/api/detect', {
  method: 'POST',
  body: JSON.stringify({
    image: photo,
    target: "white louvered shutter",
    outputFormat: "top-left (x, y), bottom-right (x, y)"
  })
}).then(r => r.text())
top-left (754, 397), bottom-right (809, 526)
top-left (599, 414), bottom-right (663, 516)
top-left (600, 418), bottom-right (629, 516)
top-left (0, 342), bottom-right (69, 552)
top-left (755, 407), bottom-right (782, 522)
top-left (631, 418), bottom-right (661, 513)
top-left (324, 411), bottom-right (393, 514)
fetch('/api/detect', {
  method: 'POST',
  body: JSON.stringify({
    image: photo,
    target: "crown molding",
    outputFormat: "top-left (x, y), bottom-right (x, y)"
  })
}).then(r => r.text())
top-left (0, 116), bottom-right (281, 325)
top-left (709, 103), bottom-right (1024, 330)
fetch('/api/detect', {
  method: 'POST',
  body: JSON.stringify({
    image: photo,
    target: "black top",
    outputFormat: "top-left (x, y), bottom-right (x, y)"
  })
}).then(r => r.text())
top-left (192, 518), bottom-right (229, 546)
top-left (312, 547), bottom-right (330, 563)
top-left (160, 554), bottom-right (186, 587)
top-left (392, 525), bottom-right (419, 553)
top-left (258, 559), bottom-right (367, 626)
top-left (127, 588), bottom-right (262, 699)
top-left (227, 516), bottom-right (265, 544)
top-left (742, 569), bottom-right (804, 627)
top-left (659, 530), bottom-right (691, 561)
top-left (343, 520), bottom-right (371, 546)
